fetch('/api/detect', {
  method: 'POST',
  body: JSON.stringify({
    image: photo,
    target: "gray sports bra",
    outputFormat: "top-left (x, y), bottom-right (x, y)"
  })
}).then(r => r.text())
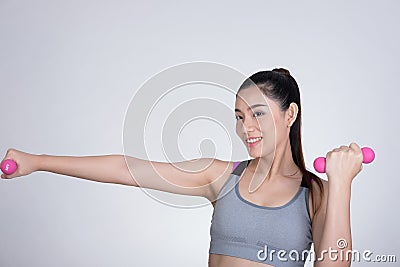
top-left (209, 160), bottom-right (313, 266)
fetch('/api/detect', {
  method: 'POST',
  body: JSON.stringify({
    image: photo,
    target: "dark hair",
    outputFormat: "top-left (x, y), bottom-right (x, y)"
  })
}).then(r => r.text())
top-left (237, 68), bottom-right (324, 213)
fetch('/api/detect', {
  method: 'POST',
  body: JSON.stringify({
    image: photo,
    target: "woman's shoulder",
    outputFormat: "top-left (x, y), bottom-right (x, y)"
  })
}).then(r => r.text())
top-left (205, 159), bottom-right (244, 203)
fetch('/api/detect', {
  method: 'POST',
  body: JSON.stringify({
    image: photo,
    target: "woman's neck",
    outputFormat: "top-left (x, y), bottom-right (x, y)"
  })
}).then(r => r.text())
top-left (248, 139), bottom-right (301, 181)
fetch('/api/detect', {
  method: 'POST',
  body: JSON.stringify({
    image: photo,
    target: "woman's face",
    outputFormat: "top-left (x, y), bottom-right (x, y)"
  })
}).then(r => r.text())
top-left (235, 85), bottom-right (287, 159)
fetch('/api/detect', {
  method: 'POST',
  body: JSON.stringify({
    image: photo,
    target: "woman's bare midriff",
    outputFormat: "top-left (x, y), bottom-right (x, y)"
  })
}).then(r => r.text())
top-left (208, 254), bottom-right (275, 267)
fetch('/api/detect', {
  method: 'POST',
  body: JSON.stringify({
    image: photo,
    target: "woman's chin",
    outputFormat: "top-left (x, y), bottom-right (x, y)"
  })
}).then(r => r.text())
top-left (248, 150), bottom-right (261, 158)
top-left (248, 150), bottom-right (274, 159)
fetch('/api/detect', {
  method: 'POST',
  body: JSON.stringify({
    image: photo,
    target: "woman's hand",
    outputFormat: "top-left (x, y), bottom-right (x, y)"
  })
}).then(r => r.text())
top-left (1, 148), bottom-right (41, 179)
top-left (325, 142), bottom-right (364, 186)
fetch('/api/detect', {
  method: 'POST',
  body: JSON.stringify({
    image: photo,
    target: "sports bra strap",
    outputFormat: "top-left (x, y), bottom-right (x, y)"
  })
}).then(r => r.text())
top-left (232, 161), bottom-right (240, 172)
top-left (232, 160), bottom-right (251, 176)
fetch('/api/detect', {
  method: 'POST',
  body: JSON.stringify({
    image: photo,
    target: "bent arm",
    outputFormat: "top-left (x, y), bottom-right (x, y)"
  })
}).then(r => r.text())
top-left (313, 180), bottom-right (352, 267)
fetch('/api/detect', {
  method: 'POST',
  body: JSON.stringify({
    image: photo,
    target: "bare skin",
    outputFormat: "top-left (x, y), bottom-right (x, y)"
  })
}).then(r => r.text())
top-left (207, 86), bottom-right (320, 267)
top-left (1, 85), bottom-right (362, 267)
top-left (207, 162), bottom-right (310, 267)
top-left (206, 86), bottom-right (359, 267)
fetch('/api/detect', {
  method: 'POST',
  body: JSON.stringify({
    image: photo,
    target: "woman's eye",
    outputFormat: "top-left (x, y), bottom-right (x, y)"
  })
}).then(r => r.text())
top-left (235, 112), bottom-right (263, 120)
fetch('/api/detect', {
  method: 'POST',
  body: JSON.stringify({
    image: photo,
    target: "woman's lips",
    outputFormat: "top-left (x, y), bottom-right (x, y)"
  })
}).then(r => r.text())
top-left (246, 137), bottom-right (263, 147)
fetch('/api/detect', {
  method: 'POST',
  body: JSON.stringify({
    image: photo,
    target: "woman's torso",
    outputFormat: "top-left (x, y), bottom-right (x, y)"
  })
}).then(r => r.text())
top-left (208, 160), bottom-right (313, 267)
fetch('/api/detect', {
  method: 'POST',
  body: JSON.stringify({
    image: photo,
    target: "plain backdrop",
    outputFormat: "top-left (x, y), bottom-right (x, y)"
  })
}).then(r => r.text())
top-left (0, 0), bottom-right (399, 266)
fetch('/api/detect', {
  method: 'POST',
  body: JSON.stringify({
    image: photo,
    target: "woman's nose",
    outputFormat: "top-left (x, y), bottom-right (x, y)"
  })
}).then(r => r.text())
top-left (242, 117), bottom-right (259, 132)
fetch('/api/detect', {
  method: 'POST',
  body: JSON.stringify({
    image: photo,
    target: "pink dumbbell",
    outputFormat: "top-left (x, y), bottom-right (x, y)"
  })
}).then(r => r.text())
top-left (313, 147), bottom-right (375, 173)
top-left (1, 159), bottom-right (18, 175)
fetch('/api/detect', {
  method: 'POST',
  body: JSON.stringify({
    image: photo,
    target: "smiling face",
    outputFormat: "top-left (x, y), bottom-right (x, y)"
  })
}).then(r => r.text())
top-left (235, 85), bottom-right (287, 159)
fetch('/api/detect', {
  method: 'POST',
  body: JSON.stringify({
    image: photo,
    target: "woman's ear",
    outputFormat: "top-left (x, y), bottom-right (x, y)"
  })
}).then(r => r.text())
top-left (287, 102), bottom-right (298, 127)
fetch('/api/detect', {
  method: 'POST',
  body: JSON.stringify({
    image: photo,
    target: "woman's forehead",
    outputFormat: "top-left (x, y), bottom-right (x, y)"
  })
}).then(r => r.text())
top-left (235, 86), bottom-right (271, 108)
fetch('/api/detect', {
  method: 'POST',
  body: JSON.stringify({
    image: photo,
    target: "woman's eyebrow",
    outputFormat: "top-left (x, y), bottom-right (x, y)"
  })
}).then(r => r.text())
top-left (234, 104), bottom-right (268, 112)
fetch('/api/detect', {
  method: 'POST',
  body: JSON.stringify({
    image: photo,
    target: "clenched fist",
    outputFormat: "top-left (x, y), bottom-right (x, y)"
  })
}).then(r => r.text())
top-left (1, 148), bottom-right (41, 179)
top-left (325, 142), bottom-right (364, 186)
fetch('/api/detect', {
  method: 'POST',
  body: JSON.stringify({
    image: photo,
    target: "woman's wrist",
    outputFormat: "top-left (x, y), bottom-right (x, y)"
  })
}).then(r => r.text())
top-left (36, 154), bottom-right (47, 172)
top-left (327, 176), bottom-right (352, 193)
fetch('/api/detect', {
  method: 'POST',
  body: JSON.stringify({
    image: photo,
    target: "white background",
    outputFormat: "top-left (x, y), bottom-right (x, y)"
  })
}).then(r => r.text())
top-left (0, 1), bottom-right (399, 266)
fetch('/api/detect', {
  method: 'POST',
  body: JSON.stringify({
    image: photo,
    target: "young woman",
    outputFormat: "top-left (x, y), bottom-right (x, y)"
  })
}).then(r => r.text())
top-left (1, 68), bottom-right (363, 266)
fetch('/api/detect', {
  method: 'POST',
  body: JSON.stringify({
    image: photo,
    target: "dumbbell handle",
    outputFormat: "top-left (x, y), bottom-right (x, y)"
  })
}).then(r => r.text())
top-left (313, 147), bottom-right (375, 173)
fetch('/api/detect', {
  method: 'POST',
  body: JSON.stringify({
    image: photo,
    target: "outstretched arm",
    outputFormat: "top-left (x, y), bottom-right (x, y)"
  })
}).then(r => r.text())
top-left (38, 153), bottom-right (131, 185)
top-left (1, 149), bottom-right (132, 185)
top-left (1, 148), bottom-right (233, 200)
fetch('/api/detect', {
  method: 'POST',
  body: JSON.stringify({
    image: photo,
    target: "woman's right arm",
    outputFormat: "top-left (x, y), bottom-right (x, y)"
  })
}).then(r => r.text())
top-left (1, 148), bottom-right (233, 200)
top-left (0, 149), bottom-right (131, 185)
top-left (39, 154), bottom-right (132, 186)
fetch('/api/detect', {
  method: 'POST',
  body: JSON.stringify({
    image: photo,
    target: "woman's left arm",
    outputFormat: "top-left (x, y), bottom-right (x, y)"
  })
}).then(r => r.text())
top-left (312, 142), bottom-right (364, 267)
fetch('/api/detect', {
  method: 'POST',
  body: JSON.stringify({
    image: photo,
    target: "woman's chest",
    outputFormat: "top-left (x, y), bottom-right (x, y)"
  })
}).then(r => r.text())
top-left (209, 177), bottom-right (312, 252)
